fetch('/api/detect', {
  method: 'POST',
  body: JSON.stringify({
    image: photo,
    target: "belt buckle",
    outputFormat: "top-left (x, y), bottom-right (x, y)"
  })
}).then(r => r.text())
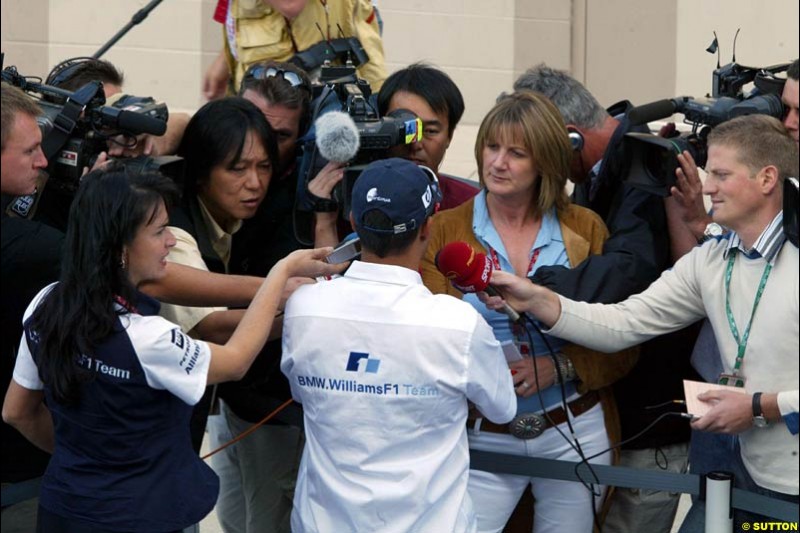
top-left (509, 413), bottom-right (546, 439)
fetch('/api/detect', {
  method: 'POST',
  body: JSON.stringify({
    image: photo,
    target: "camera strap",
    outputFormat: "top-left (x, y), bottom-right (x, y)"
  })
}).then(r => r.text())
top-left (41, 81), bottom-right (103, 161)
top-left (41, 101), bottom-right (82, 160)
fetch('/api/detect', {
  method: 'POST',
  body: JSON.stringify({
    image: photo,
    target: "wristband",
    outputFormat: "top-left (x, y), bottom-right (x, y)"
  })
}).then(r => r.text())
top-left (308, 192), bottom-right (339, 212)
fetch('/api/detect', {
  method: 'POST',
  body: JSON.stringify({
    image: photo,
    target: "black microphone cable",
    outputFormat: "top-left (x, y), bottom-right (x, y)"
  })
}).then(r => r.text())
top-left (516, 311), bottom-right (604, 532)
top-left (517, 312), bottom-right (699, 533)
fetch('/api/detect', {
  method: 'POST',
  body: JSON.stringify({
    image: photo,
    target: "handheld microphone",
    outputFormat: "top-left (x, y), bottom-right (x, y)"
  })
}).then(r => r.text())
top-left (315, 111), bottom-right (360, 163)
top-left (435, 241), bottom-right (522, 323)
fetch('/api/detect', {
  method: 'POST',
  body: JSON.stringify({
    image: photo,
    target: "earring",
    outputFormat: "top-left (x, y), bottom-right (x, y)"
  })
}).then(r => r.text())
top-left (120, 253), bottom-right (128, 270)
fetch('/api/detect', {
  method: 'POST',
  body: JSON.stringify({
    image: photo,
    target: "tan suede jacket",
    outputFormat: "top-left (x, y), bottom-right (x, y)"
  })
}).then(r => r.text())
top-left (420, 197), bottom-right (639, 447)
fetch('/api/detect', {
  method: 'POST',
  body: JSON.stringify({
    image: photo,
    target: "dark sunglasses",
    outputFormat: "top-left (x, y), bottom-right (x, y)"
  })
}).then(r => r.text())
top-left (244, 65), bottom-right (309, 91)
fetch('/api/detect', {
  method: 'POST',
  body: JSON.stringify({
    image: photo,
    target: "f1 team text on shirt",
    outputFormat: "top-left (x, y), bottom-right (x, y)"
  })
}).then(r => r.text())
top-left (296, 375), bottom-right (439, 397)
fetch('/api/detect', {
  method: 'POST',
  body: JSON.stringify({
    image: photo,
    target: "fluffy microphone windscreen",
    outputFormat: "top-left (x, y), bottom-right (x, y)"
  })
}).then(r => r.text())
top-left (435, 241), bottom-right (492, 293)
top-left (315, 111), bottom-right (360, 163)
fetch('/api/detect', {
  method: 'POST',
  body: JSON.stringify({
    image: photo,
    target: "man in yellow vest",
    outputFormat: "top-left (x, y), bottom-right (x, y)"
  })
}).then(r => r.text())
top-left (204, 0), bottom-right (386, 100)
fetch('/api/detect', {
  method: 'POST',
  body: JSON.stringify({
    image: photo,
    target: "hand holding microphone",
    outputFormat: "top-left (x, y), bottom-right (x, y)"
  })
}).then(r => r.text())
top-left (434, 241), bottom-right (563, 327)
top-left (434, 241), bottom-right (522, 323)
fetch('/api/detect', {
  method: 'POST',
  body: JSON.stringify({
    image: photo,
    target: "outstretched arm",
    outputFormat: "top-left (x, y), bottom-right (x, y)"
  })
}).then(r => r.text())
top-left (206, 248), bottom-right (345, 384)
top-left (140, 263), bottom-right (263, 308)
top-left (481, 270), bottom-right (562, 327)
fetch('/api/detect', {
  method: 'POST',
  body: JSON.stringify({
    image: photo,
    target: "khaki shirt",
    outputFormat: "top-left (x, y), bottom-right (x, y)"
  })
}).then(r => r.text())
top-left (159, 200), bottom-right (242, 333)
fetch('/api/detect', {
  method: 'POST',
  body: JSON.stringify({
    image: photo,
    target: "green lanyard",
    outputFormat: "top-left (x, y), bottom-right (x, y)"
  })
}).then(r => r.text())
top-left (721, 250), bottom-right (772, 385)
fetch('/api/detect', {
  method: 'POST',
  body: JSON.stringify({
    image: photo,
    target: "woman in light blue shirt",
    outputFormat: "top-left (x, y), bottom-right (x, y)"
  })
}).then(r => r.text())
top-left (421, 91), bottom-right (619, 533)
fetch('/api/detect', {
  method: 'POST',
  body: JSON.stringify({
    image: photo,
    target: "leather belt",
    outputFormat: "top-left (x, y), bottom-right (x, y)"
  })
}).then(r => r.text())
top-left (467, 390), bottom-right (600, 440)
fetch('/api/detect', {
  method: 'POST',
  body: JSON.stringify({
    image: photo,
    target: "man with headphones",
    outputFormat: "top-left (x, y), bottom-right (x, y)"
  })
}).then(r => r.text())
top-left (46, 57), bottom-right (190, 159)
top-left (280, 157), bottom-right (516, 533)
top-left (513, 64), bottom-right (701, 533)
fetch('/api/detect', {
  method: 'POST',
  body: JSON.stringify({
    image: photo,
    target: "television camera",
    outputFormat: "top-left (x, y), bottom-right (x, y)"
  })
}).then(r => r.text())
top-left (1, 59), bottom-right (182, 230)
top-left (623, 58), bottom-right (790, 197)
top-left (297, 62), bottom-right (422, 222)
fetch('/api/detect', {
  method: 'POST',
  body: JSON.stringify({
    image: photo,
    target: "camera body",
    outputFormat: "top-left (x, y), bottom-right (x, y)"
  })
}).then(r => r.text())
top-left (623, 61), bottom-right (790, 196)
top-left (37, 93), bottom-right (170, 184)
top-left (297, 63), bottom-right (421, 220)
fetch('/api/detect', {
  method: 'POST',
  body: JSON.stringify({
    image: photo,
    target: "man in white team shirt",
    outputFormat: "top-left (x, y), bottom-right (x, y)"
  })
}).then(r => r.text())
top-left (281, 158), bottom-right (516, 533)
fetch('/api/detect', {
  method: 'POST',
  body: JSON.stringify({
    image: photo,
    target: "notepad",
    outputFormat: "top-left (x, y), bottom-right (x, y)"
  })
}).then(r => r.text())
top-left (501, 341), bottom-right (523, 363)
top-left (683, 379), bottom-right (748, 418)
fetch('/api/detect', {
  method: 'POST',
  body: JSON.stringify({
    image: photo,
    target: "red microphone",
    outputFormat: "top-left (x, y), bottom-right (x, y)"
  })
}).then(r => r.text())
top-left (435, 241), bottom-right (522, 322)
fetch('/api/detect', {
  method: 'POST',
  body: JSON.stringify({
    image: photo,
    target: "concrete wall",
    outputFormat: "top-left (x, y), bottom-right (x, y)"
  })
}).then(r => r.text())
top-left (2, 0), bottom-right (219, 112)
top-left (3, 1), bottom-right (797, 112)
top-left (675, 0), bottom-right (799, 101)
top-left (2, 0), bottom-right (797, 177)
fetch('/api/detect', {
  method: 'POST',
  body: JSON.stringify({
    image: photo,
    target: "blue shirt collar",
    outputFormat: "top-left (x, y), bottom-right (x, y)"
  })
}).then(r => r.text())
top-left (472, 190), bottom-right (563, 273)
top-left (723, 211), bottom-right (785, 264)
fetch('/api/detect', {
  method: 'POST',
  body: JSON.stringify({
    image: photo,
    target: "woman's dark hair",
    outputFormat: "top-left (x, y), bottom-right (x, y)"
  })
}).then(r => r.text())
top-left (377, 62), bottom-right (465, 138)
top-left (30, 168), bottom-right (178, 405)
top-left (177, 97), bottom-right (279, 199)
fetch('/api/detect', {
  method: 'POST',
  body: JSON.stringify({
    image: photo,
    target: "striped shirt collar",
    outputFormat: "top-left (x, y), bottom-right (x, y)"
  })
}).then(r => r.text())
top-left (724, 211), bottom-right (785, 263)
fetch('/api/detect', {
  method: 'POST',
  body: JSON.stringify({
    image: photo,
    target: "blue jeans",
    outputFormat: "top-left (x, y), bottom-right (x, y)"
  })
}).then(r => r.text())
top-left (678, 430), bottom-right (798, 532)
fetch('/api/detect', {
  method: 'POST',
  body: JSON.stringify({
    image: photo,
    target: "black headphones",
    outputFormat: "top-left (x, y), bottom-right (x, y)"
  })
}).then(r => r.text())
top-left (45, 57), bottom-right (96, 87)
top-left (567, 129), bottom-right (584, 152)
top-left (754, 68), bottom-right (789, 96)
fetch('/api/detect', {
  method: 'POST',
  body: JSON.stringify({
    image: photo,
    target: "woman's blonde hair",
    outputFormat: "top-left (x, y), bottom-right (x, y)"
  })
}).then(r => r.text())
top-left (475, 90), bottom-right (571, 216)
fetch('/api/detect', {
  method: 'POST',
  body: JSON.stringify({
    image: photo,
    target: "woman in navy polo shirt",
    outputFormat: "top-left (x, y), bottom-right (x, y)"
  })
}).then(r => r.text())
top-left (2, 169), bottom-right (341, 532)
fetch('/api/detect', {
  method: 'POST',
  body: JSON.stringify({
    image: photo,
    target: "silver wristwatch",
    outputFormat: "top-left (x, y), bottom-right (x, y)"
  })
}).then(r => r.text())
top-left (752, 392), bottom-right (769, 428)
top-left (698, 222), bottom-right (724, 244)
top-left (554, 353), bottom-right (577, 383)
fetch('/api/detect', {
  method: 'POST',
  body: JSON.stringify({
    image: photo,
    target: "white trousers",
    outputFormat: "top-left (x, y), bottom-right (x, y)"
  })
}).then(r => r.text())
top-left (467, 400), bottom-right (611, 533)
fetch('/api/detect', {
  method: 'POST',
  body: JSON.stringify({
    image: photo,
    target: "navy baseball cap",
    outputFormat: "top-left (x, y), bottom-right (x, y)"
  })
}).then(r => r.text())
top-left (351, 158), bottom-right (442, 235)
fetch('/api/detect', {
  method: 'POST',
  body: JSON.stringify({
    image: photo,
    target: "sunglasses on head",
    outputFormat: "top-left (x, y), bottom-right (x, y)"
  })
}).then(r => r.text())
top-left (244, 65), bottom-right (308, 91)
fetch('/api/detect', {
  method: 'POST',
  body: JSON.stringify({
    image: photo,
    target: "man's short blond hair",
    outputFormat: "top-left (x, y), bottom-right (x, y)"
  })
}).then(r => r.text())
top-left (708, 114), bottom-right (798, 180)
top-left (1, 82), bottom-right (43, 151)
